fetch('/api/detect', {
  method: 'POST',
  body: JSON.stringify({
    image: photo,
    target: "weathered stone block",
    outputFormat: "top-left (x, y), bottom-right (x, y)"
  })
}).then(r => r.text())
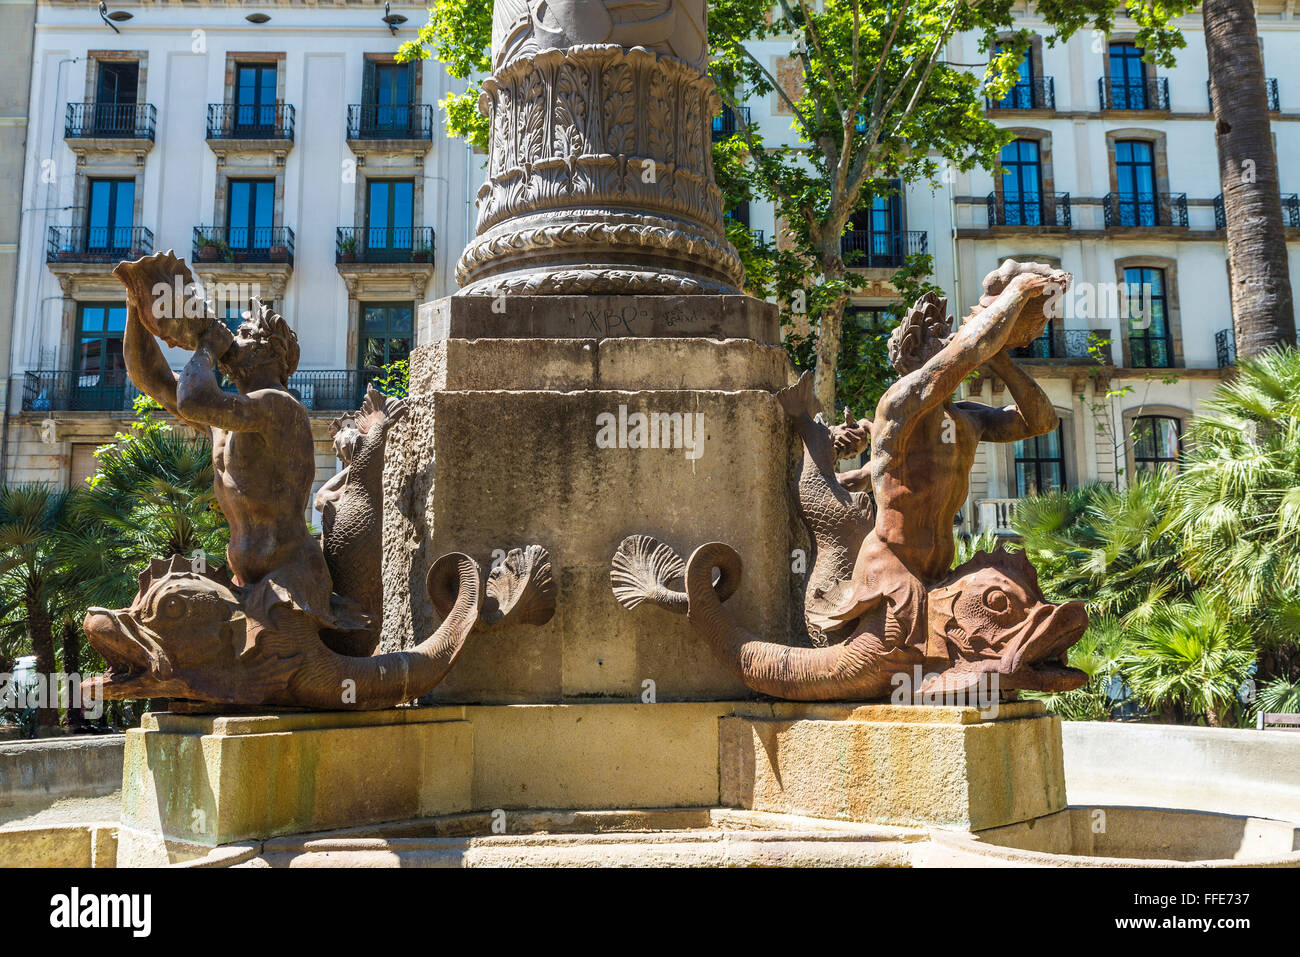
top-left (719, 701), bottom-right (1067, 831)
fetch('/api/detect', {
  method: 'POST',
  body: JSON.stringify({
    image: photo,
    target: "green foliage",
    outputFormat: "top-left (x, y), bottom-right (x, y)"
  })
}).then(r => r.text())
top-left (59, 408), bottom-right (229, 612)
top-left (1012, 473), bottom-right (1191, 623)
top-left (1117, 592), bottom-right (1255, 727)
top-left (1254, 675), bottom-right (1300, 717)
top-left (1030, 616), bottom-right (1132, 722)
top-left (1172, 348), bottom-right (1300, 633)
top-left (371, 357), bottom-right (410, 400)
top-left (399, 0), bottom-right (491, 149)
top-left (950, 527), bottom-right (1000, 569)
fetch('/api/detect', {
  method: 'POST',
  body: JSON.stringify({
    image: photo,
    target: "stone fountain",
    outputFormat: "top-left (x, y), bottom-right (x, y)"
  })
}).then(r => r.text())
top-left (88, 1), bottom-right (1100, 867)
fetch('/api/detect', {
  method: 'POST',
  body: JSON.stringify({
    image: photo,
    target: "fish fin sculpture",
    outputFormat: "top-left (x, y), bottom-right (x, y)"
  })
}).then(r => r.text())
top-left (429, 545), bottom-right (558, 627)
top-left (609, 534), bottom-right (739, 614)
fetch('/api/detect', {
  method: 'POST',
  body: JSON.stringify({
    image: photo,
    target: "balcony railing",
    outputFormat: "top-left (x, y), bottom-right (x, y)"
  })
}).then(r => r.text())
top-left (1216, 328), bottom-right (1237, 368)
top-left (749, 229), bottom-right (765, 247)
top-left (1099, 76), bottom-right (1170, 111)
top-left (1215, 193), bottom-right (1299, 230)
top-left (23, 368), bottom-right (379, 413)
top-left (1013, 329), bottom-right (1113, 364)
top-left (206, 103), bottom-right (295, 140)
top-left (986, 192), bottom-right (1071, 228)
top-left (977, 499), bottom-right (1018, 536)
top-left (712, 106), bottom-right (752, 140)
top-left (335, 226), bottom-right (435, 264)
top-left (1103, 192), bottom-right (1188, 228)
top-left (47, 225), bottom-right (153, 263)
top-left (840, 230), bottom-right (928, 269)
top-left (1207, 78), bottom-right (1279, 113)
top-left (986, 77), bottom-right (1055, 111)
top-left (65, 102), bottom-right (156, 140)
top-left (346, 104), bottom-right (434, 140)
top-left (193, 226), bottom-right (295, 264)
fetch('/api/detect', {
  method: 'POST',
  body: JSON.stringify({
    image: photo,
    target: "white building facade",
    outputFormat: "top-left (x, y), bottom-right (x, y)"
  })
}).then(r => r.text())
top-left (736, 2), bottom-right (1300, 534)
top-left (4, 0), bottom-right (476, 502)
top-left (2, 1), bottom-right (1299, 537)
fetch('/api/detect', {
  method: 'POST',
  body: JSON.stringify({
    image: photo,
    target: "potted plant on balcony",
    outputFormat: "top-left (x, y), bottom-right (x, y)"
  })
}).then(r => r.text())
top-left (270, 243), bottom-right (289, 263)
top-left (410, 242), bottom-right (432, 264)
top-left (338, 234), bottom-right (358, 263)
top-left (197, 236), bottom-right (221, 262)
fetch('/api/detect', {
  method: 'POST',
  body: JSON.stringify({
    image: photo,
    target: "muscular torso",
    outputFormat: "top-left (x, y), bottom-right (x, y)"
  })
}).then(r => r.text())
top-left (209, 395), bottom-right (323, 588)
top-left (870, 399), bottom-right (983, 583)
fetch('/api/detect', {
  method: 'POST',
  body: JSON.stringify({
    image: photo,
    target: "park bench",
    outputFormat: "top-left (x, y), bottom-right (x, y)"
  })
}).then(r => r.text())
top-left (1257, 713), bottom-right (1300, 731)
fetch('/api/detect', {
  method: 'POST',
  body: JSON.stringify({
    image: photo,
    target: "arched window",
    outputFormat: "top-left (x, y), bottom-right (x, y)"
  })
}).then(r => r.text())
top-left (1132, 416), bottom-right (1181, 472)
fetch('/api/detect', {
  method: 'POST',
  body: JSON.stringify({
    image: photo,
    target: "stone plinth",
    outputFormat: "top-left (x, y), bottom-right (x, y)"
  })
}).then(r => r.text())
top-left (381, 294), bottom-right (797, 704)
top-left (116, 709), bottom-right (472, 865)
top-left (719, 701), bottom-right (1068, 831)
top-left (110, 701), bottom-right (1070, 865)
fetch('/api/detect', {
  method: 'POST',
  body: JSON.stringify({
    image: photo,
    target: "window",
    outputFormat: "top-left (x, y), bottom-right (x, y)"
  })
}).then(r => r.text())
top-left (1108, 42), bottom-right (1149, 109)
top-left (995, 42), bottom-right (1035, 109)
top-left (1132, 416), bottom-right (1180, 472)
top-left (1125, 266), bottom-right (1173, 368)
top-left (1014, 425), bottom-right (1065, 496)
top-left (227, 179), bottom-right (275, 251)
top-left (364, 62), bottom-right (414, 134)
top-left (75, 303), bottom-right (127, 373)
top-left (73, 303), bottom-right (129, 411)
top-left (1014, 319), bottom-right (1055, 359)
top-left (723, 201), bottom-right (751, 228)
top-left (359, 303), bottom-right (413, 370)
top-left (87, 178), bottom-right (135, 253)
top-left (843, 185), bottom-right (901, 267)
top-left (1000, 140), bottom-right (1043, 226)
top-left (1114, 140), bottom-right (1157, 226)
top-left (234, 63), bottom-right (277, 133)
top-left (366, 180), bottom-right (415, 254)
top-left (94, 60), bottom-right (138, 134)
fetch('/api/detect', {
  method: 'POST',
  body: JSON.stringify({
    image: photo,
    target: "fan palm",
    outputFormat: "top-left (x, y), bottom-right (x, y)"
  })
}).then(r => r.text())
top-left (0, 484), bottom-right (82, 727)
top-left (1029, 615), bottom-right (1133, 722)
top-left (1119, 592), bottom-right (1255, 727)
top-left (59, 416), bottom-right (229, 611)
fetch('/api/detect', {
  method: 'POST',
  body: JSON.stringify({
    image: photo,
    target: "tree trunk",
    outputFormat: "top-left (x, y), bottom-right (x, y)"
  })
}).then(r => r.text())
top-left (813, 257), bottom-right (851, 419)
top-left (1205, 0), bottom-right (1297, 358)
top-left (25, 596), bottom-right (58, 729)
top-left (60, 619), bottom-right (83, 729)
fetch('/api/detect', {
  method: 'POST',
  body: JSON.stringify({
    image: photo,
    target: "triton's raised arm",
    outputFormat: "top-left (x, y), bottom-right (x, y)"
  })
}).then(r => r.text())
top-left (877, 272), bottom-right (1057, 446)
top-left (963, 349), bottom-right (1059, 443)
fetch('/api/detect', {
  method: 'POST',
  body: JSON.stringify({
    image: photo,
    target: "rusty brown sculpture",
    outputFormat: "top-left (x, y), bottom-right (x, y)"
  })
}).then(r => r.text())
top-left (84, 251), bottom-right (554, 710)
top-left (613, 261), bottom-right (1089, 700)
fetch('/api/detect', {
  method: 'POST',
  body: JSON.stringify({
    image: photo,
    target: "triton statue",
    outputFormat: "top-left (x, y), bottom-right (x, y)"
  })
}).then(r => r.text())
top-left (83, 251), bottom-right (554, 710)
top-left (612, 261), bottom-right (1089, 700)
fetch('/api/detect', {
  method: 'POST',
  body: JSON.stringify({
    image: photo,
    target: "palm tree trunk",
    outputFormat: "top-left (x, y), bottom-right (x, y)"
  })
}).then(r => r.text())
top-left (1205, 0), bottom-right (1297, 358)
top-left (25, 596), bottom-right (58, 729)
top-left (60, 619), bottom-right (83, 729)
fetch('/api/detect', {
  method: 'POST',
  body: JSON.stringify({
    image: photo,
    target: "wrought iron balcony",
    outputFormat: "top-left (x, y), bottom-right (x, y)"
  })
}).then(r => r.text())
top-left (1012, 329), bottom-right (1113, 364)
top-left (1098, 76), bottom-right (1170, 111)
top-left (335, 226), bottom-right (435, 264)
top-left (206, 103), bottom-right (295, 141)
top-left (65, 102), bottom-right (156, 140)
top-left (193, 226), bottom-right (295, 264)
top-left (1103, 192), bottom-right (1188, 229)
top-left (23, 369), bottom-right (138, 413)
top-left (712, 106), bottom-right (751, 140)
top-left (23, 367), bottom-right (378, 413)
top-left (986, 77), bottom-right (1055, 111)
top-left (47, 225), bottom-right (153, 263)
top-left (346, 104), bottom-right (434, 140)
top-left (986, 192), bottom-right (1071, 228)
top-left (840, 230), bottom-right (928, 269)
top-left (1207, 78), bottom-right (1279, 113)
top-left (749, 229), bottom-right (765, 247)
top-left (1216, 328), bottom-right (1237, 369)
top-left (1215, 193), bottom-right (1299, 230)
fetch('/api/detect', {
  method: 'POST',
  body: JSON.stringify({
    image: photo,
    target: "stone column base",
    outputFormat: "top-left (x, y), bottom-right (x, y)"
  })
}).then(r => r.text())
top-left (720, 701), bottom-right (1067, 831)
top-left (116, 700), bottom-right (1066, 863)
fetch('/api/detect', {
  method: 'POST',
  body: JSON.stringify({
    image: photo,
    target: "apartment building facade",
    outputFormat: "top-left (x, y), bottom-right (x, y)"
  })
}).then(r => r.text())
top-left (4, 0), bottom-right (475, 522)
top-left (3, 2), bottom-right (1300, 538)
top-left (737, 2), bottom-right (1300, 535)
